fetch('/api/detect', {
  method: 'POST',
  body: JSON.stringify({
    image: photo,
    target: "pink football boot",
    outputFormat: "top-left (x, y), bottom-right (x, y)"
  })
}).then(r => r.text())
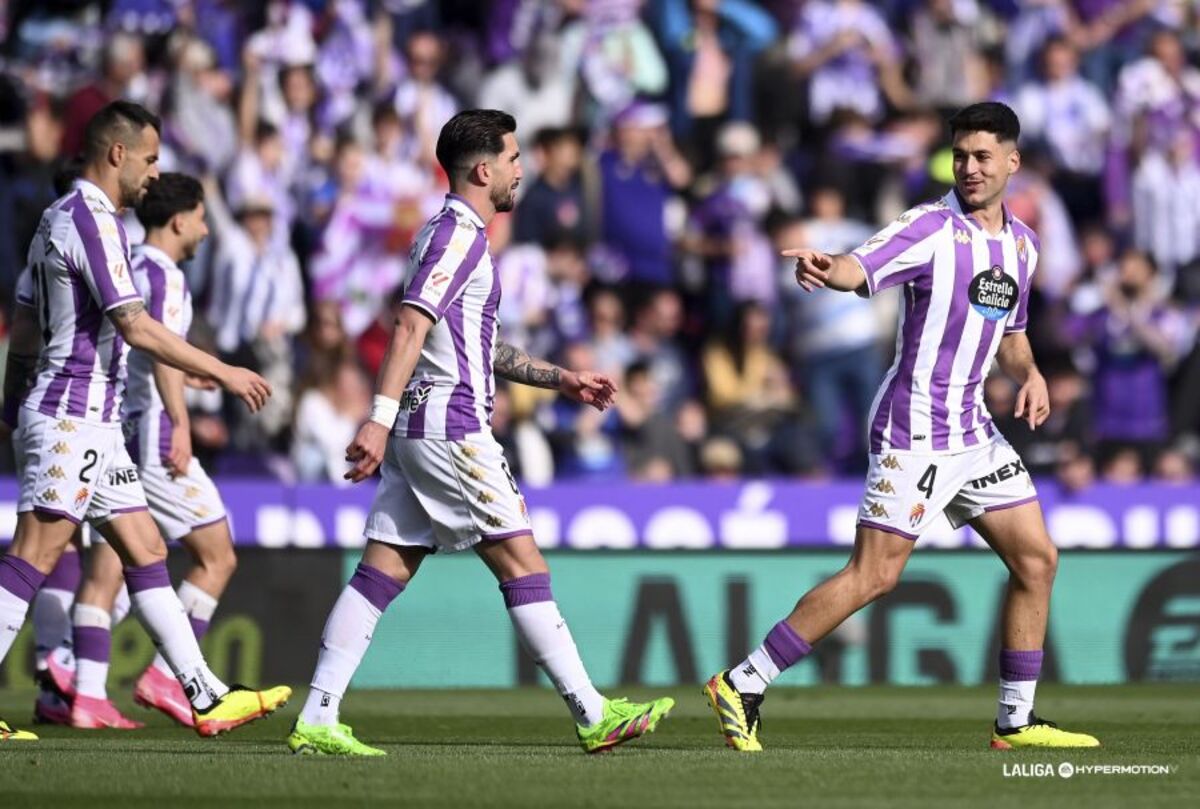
top-left (133, 666), bottom-right (195, 727)
top-left (70, 695), bottom-right (145, 730)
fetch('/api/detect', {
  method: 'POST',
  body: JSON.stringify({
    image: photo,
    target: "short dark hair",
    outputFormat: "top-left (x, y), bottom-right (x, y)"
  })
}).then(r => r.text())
top-left (135, 172), bottom-right (204, 230)
top-left (82, 100), bottom-right (161, 162)
top-left (435, 109), bottom-right (517, 177)
top-left (948, 102), bottom-right (1020, 144)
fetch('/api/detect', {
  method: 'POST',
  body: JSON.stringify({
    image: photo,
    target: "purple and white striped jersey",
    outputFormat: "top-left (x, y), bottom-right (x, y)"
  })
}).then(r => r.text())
top-left (851, 190), bottom-right (1038, 454)
top-left (124, 244), bottom-right (194, 432)
top-left (23, 180), bottom-right (142, 425)
top-left (395, 195), bottom-right (499, 441)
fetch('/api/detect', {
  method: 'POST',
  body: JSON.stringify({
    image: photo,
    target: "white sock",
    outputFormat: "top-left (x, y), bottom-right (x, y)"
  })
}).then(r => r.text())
top-left (111, 585), bottom-right (131, 625)
top-left (997, 679), bottom-right (1038, 729)
top-left (507, 601), bottom-right (605, 727)
top-left (32, 588), bottom-right (75, 670)
top-left (152, 581), bottom-right (219, 677)
top-left (728, 645), bottom-right (782, 695)
top-left (302, 586), bottom-right (383, 727)
top-left (0, 583), bottom-right (32, 663)
top-left (126, 563), bottom-right (227, 711)
top-left (72, 604), bottom-right (112, 700)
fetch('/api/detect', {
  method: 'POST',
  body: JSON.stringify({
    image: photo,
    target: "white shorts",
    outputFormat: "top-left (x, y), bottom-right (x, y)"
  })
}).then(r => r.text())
top-left (857, 436), bottom-right (1037, 540)
top-left (364, 432), bottom-right (532, 553)
top-left (15, 409), bottom-right (147, 525)
top-left (125, 412), bottom-right (228, 542)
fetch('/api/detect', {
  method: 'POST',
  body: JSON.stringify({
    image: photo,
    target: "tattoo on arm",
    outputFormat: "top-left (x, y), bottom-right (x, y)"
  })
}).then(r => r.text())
top-left (493, 341), bottom-right (562, 389)
top-left (108, 300), bottom-right (145, 327)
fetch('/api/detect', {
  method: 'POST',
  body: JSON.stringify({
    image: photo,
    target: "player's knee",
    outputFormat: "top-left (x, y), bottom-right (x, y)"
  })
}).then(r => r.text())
top-left (1012, 543), bottom-right (1057, 590)
top-left (850, 562), bottom-right (903, 602)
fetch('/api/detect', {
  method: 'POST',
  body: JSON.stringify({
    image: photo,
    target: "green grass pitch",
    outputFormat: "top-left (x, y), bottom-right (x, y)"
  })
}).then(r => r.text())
top-left (1, 684), bottom-right (1196, 808)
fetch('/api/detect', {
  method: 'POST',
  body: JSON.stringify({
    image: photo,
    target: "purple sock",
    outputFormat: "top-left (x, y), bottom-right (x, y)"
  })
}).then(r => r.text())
top-left (123, 561), bottom-right (172, 593)
top-left (763, 620), bottom-right (812, 671)
top-left (74, 625), bottom-right (111, 665)
top-left (0, 555), bottom-right (46, 601)
top-left (500, 573), bottom-right (553, 608)
top-left (189, 616), bottom-right (210, 640)
top-left (347, 563), bottom-right (405, 611)
top-left (43, 552), bottom-right (82, 592)
top-left (999, 649), bottom-right (1043, 681)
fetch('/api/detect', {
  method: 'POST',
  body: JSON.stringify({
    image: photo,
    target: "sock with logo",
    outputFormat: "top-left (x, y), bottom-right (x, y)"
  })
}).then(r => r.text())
top-left (72, 603), bottom-right (113, 699)
top-left (0, 555), bottom-right (45, 662)
top-left (33, 550), bottom-right (81, 670)
top-left (500, 573), bottom-right (604, 727)
top-left (729, 620), bottom-right (813, 695)
top-left (301, 563), bottom-right (405, 727)
top-left (151, 580), bottom-right (218, 677)
top-left (997, 648), bottom-right (1041, 729)
top-left (125, 561), bottom-right (227, 711)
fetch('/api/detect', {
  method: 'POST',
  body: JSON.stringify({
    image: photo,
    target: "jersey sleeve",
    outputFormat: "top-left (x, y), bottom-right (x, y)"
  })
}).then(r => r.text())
top-left (1006, 229), bottom-right (1040, 334)
top-left (14, 266), bottom-right (34, 308)
top-left (138, 262), bottom-right (188, 336)
top-left (850, 207), bottom-right (945, 296)
top-left (65, 206), bottom-right (140, 312)
top-left (402, 217), bottom-right (487, 321)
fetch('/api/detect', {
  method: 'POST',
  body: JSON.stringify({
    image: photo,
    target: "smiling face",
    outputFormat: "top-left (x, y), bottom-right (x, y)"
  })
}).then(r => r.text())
top-left (951, 129), bottom-right (1019, 211)
top-left (486, 132), bottom-right (522, 213)
top-left (175, 202), bottom-right (209, 262)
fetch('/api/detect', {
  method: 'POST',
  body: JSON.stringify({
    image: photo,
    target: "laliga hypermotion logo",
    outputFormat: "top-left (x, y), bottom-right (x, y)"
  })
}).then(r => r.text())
top-left (909, 503), bottom-right (925, 527)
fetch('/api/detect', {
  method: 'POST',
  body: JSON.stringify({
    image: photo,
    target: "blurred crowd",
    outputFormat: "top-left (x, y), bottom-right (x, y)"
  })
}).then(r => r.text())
top-left (2, 0), bottom-right (1200, 489)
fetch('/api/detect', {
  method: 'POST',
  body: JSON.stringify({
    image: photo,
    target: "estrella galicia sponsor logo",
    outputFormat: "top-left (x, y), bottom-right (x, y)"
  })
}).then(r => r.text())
top-left (969, 265), bottom-right (1018, 321)
top-left (969, 460), bottom-right (1026, 489)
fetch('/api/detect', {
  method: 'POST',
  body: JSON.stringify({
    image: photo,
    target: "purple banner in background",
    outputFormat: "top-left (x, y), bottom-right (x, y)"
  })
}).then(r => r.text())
top-left (1, 478), bottom-right (1198, 550)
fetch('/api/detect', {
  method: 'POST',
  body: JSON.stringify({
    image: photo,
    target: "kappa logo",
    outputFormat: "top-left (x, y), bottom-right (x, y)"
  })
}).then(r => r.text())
top-left (880, 455), bottom-right (903, 471)
top-left (46, 465), bottom-right (67, 480)
top-left (98, 218), bottom-right (118, 237)
top-left (954, 229), bottom-right (971, 245)
top-left (184, 485), bottom-right (202, 500)
top-left (39, 488), bottom-right (61, 504)
top-left (485, 514), bottom-right (503, 528)
top-left (477, 490), bottom-right (495, 504)
top-left (460, 444), bottom-right (479, 459)
top-left (969, 460), bottom-right (1027, 490)
top-left (193, 506), bottom-right (211, 519)
top-left (74, 487), bottom-right (89, 509)
top-left (51, 441), bottom-right (71, 455)
top-left (909, 503), bottom-right (926, 527)
top-left (871, 479), bottom-right (895, 494)
top-left (56, 420), bottom-right (77, 433)
top-left (866, 501), bottom-right (889, 518)
top-left (466, 466), bottom-right (486, 482)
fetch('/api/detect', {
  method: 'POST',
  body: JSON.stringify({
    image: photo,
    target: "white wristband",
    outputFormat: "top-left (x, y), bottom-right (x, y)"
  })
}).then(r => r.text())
top-left (369, 395), bottom-right (400, 429)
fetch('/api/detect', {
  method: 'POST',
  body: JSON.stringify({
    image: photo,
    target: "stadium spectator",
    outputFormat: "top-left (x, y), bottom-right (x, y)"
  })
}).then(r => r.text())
top-left (596, 101), bottom-right (692, 289)
top-left (392, 30), bottom-right (458, 168)
top-left (627, 287), bottom-right (695, 411)
top-left (292, 356), bottom-right (371, 485)
top-left (616, 359), bottom-right (694, 478)
top-left (1069, 250), bottom-right (1194, 474)
top-left (478, 31), bottom-right (575, 157)
top-left (60, 31), bottom-right (149, 157)
top-left (512, 127), bottom-right (590, 246)
top-left (0, 97), bottom-right (64, 291)
top-left (909, 0), bottom-right (988, 113)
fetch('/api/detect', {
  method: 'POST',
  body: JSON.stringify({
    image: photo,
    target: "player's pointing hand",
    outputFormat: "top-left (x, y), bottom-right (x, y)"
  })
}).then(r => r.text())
top-left (783, 248), bottom-right (834, 292)
top-left (222, 366), bottom-right (272, 413)
top-left (345, 421), bottom-right (389, 483)
top-left (1013, 372), bottom-right (1051, 430)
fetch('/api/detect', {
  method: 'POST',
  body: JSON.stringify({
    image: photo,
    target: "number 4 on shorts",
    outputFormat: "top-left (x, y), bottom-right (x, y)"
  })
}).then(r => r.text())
top-left (917, 464), bottom-right (937, 499)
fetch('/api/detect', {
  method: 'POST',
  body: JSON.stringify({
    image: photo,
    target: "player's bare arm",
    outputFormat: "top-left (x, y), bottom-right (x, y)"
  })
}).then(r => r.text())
top-left (494, 341), bottom-right (618, 411)
top-left (783, 249), bottom-right (869, 295)
top-left (0, 303), bottom-right (41, 439)
top-left (152, 360), bottom-right (191, 476)
top-left (344, 304), bottom-right (433, 483)
top-left (996, 331), bottom-right (1049, 430)
top-left (108, 300), bottom-right (270, 413)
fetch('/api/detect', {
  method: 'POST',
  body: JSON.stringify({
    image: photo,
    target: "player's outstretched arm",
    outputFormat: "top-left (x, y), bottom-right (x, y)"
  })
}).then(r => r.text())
top-left (108, 301), bottom-right (270, 413)
top-left (996, 331), bottom-right (1049, 430)
top-left (344, 304), bottom-right (433, 483)
top-left (1, 302), bottom-right (42, 439)
top-left (494, 341), bottom-right (618, 411)
top-left (782, 249), bottom-right (868, 295)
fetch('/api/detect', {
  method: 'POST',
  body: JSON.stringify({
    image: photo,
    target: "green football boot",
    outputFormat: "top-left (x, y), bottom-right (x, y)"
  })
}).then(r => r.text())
top-left (287, 719), bottom-right (386, 756)
top-left (577, 696), bottom-right (674, 754)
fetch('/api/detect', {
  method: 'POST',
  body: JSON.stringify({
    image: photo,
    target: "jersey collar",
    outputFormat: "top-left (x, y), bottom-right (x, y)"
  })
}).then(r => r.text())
top-left (74, 178), bottom-right (119, 213)
top-left (445, 193), bottom-right (486, 229)
top-left (134, 242), bottom-right (178, 271)
top-left (944, 189), bottom-right (1012, 234)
